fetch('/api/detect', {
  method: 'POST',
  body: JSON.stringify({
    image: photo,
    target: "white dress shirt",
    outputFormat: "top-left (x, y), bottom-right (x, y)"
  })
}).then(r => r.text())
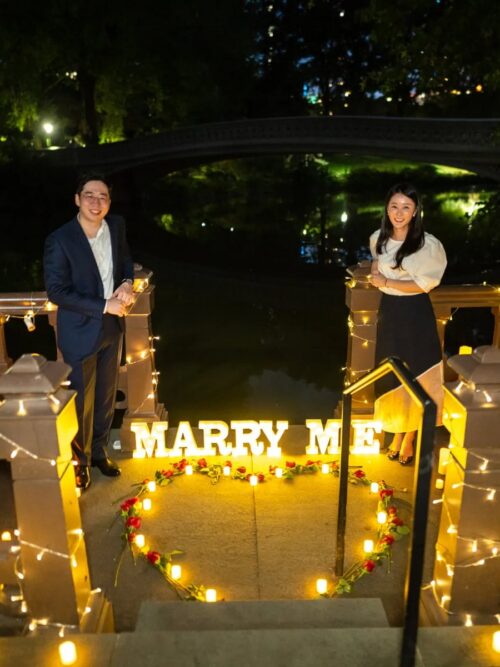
top-left (87, 220), bottom-right (114, 299)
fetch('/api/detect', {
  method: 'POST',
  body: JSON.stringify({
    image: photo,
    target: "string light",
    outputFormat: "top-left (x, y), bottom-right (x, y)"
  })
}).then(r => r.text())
top-left (451, 481), bottom-right (497, 499)
top-left (0, 432), bottom-right (58, 466)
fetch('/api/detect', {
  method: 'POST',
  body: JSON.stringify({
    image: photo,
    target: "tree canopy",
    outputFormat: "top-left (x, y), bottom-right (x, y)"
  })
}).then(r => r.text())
top-left (0, 0), bottom-right (497, 151)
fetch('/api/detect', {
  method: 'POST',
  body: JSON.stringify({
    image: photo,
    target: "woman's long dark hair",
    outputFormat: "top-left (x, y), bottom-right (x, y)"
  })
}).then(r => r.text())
top-left (376, 182), bottom-right (425, 269)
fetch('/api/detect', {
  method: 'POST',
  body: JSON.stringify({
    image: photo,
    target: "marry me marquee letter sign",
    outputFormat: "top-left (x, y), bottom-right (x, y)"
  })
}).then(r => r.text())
top-left (130, 419), bottom-right (382, 459)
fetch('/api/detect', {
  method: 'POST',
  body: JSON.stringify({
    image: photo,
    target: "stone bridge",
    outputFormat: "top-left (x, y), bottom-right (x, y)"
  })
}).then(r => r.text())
top-left (41, 116), bottom-right (500, 180)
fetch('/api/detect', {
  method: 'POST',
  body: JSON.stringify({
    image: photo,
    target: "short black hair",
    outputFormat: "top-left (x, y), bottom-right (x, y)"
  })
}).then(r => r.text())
top-left (76, 172), bottom-right (113, 195)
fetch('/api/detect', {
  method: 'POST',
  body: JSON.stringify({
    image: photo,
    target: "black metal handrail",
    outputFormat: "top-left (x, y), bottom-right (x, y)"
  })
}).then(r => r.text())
top-left (336, 356), bottom-right (437, 667)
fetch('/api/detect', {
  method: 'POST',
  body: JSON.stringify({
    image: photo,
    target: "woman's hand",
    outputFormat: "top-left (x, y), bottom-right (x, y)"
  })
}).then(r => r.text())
top-left (368, 273), bottom-right (387, 289)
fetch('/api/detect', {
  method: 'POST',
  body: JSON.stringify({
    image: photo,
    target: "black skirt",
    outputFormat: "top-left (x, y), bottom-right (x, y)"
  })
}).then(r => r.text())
top-left (374, 292), bottom-right (443, 432)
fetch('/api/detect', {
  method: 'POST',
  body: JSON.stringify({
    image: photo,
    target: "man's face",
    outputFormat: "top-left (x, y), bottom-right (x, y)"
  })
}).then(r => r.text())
top-left (75, 180), bottom-right (111, 224)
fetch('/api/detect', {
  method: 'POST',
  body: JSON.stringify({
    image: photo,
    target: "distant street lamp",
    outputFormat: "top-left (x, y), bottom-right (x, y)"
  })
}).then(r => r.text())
top-left (341, 211), bottom-right (348, 223)
top-left (42, 121), bottom-right (54, 147)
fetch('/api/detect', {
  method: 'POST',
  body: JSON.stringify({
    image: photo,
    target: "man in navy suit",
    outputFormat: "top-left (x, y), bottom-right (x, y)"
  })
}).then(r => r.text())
top-left (44, 173), bottom-right (135, 490)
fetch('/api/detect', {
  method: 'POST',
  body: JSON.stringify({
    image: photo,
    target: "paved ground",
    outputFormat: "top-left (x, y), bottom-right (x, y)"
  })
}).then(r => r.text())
top-left (78, 428), bottom-right (445, 632)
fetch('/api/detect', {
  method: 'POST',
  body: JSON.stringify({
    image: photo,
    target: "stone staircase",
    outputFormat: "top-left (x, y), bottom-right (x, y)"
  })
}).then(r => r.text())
top-left (1, 597), bottom-right (499, 666)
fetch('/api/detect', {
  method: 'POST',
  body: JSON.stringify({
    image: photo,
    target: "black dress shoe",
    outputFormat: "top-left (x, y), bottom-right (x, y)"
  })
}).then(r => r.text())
top-left (75, 465), bottom-right (91, 490)
top-left (91, 457), bottom-right (121, 477)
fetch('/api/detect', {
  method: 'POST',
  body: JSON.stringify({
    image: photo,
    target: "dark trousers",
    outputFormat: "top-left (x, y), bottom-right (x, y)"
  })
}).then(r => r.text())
top-left (67, 315), bottom-right (122, 465)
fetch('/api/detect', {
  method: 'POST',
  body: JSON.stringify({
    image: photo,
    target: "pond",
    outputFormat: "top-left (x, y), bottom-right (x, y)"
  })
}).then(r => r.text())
top-left (2, 154), bottom-right (498, 424)
top-left (126, 155), bottom-right (498, 424)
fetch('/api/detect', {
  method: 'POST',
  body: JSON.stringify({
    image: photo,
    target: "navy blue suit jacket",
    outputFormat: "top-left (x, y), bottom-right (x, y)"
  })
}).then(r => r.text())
top-left (44, 214), bottom-right (134, 362)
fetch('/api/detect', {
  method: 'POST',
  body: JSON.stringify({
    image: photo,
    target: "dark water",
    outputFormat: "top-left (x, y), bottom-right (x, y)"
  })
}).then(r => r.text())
top-left (3, 155), bottom-right (498, 423)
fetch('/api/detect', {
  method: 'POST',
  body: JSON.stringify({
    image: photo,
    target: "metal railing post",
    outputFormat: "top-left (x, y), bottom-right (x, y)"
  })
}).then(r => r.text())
top-left (335, 391), bottom-right (352, 576)
top-left (335, 356), bottom-right (436, 667)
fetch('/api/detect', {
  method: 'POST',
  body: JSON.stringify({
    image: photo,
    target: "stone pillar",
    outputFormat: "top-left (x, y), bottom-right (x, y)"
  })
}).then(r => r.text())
top-left (0, 315), bottom-right (12, 373)
top-left (119, 270), bottom-right (167, 451)
top-left (0, 354), bottom-right (113, 632)
top-left (344, 264), bottom-right (380, 413)
top-left (430, 345), bottom-right (500, 623)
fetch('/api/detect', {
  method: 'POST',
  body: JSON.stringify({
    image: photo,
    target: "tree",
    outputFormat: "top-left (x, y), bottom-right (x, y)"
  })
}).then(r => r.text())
top-left (364, 0), bottom-right (500, 115)
top-left (0, 0), bottom-right (255, 146)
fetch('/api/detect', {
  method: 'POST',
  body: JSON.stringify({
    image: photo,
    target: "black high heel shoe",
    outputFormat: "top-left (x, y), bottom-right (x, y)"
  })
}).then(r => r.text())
top-left (399, 454), bottom-right (414, 466)
top-left (387, 449), bottom-right (400, 461)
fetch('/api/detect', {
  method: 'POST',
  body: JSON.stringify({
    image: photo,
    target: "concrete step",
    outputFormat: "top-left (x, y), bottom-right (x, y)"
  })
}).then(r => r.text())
top-left (135, 598), bottom-right (389, 632)
top-left (3, 626), bottom-right (500, 667)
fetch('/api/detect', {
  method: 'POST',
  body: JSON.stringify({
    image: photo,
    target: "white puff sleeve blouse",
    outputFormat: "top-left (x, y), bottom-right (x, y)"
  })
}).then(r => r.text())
top-left (370, 230), bottom-right (447, 295)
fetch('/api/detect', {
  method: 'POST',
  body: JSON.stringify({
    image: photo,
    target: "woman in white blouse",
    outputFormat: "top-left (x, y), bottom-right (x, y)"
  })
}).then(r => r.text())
top-left (368, 183), bottom-right (447, 465)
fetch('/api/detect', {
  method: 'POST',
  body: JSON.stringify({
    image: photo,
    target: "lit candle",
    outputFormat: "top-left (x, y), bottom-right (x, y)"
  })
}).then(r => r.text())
top-left (142, 499), bottom-right (152, 511)
top-left (147, 481), bottom-right (156, 492)
top-left (493, 630), bottom-right (500, 653)
top-left (321, 463), bottom-right (330, 474)
top-left (370, 482), bottom-right (379, 494)
top-left (438, 448), bottom-right (450, 475)
top-left (1, 531), bottom-right (12, 541)
top-left (223, 465), bottom-right (231, 476)
top-left (135, 534), bottom-right (145, 548)
top-left (58, 640), bottom-right (77, 665)
top-left (275, 468), bottom-right (283, 478)
top-left (171, 564), bottom-right (182, 580)
top-left (377, 511), bottom-right (387, 525)
top-left (249, 474), bottom-right (258, 486)
top-left (205, 588), bottom-right (217, 603)
top-left (459, 345), bottom-right (473, 355)
top-left (363, 539), bottom-right (374, 553)
top-left (435, 479), bottom-right (444, 490)
top-left (185, 465), bottom-right (193, 476)
top-left (316, 578), bottom-right (328, 594)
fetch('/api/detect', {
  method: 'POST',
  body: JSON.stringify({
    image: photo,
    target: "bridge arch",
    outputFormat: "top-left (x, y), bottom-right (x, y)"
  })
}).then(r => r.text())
top-left (42, 116), bottom-right (500, 181)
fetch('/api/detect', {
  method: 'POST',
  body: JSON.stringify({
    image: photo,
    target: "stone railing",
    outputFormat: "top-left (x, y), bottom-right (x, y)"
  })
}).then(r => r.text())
top-left (0, 266), bottom-right (166, 450)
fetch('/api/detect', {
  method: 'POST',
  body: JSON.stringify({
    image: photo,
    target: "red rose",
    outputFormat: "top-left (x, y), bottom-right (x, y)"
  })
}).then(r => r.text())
top-left (197, 458), bottom-right (208, 469)
top-left (354, 469), bottom-right (366, 479)
top-left (390, 517), bottom-right (404, 526)
top-left (146, 550), bottom-right (161, 564)
top-left (387, 505), bottom-right (398, 515)
top-left (161, 469), bottom-right (174, 478)
top-left (224, 461), bottom-right (232, 468)
top-left (306, 460), bottom-right (316, 466)
top-left (380, 535), bottom-right (395, 545)
top-left (120, 496), bottom-right (140, 511)
top-left (237, 466), bottom-right (246, 474)
top-left (363, 559), bottom-right (376, 572)
top-left (286, 461), bottom-right (296, 468)
top-left (126, 516), bottom-right (141, 529)
top-left (379, 488), bottom-right (394, 500)
top-left (127, 533), bottom-right (136, 543)
top-left (257, 473), bottom-right (265, 483)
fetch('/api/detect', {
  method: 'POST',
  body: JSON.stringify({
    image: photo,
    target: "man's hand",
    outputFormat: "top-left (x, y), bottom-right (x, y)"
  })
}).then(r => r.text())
top-left (112, 282), bottom-right (134, 306)
top-left (105, 297), bottom-right (128, 316)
